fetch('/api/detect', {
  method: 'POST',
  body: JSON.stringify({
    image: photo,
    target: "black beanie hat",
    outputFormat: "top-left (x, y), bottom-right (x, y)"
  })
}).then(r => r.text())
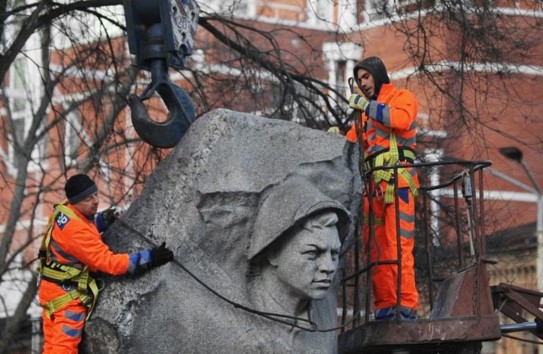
top-left (353, 56), bottom-right (390, 99)
top-left (65, 174), bottom-right (97, 204)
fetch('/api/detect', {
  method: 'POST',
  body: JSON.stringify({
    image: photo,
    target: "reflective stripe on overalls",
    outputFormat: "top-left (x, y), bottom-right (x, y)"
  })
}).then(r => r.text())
top-left (38, 204), bottom-right (100, 320)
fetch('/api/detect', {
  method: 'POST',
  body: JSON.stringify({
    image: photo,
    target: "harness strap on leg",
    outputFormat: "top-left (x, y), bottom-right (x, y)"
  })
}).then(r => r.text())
top-left (400, 168), bottom-right (419, 199)
top-left (44, 289), bottom-right (83, 318)
top-left (85, 278), bottom-right (100, 320)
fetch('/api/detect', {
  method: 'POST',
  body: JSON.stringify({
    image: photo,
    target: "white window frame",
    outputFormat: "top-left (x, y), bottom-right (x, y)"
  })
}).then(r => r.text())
top-left (323, 42), bottom-right (362, 102)
top-left (306, 0), bottom-right (335, 25)
top-left (9, 58), bottom-right (29, 120)
top-left (7, 58), bottom-right (31, 164)
top-left (364, 0), bottom-right (391, 22)
top-left (200, 0), bottom-right (256, 18)
top-left (7, 56), bottom-right (50, 171)
top-left (424, 147), bottom-right (444, 246)
top-left (363, 0), bottom-right (421, 22)
top-left (337, 0), bottom-right (358, 28)
top-left (64, 109), bottom-right (83, 166)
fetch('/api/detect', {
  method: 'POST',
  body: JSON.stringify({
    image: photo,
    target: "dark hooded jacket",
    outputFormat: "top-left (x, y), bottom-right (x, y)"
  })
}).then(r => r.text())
top-left (346, 57), bottom-right (419, 189)
top-left (353, 56), bottom-right (390, 99)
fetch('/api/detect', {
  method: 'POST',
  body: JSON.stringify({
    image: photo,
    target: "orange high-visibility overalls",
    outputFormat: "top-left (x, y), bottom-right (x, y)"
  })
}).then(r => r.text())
top-left (346, 83), bottom-right (420, 313)
top-left (38, 203), bottom-right (130, 354)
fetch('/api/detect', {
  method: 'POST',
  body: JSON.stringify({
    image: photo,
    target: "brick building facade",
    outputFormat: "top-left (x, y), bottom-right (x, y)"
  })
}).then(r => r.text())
top-left (1, 0), bottom-right (543, 352)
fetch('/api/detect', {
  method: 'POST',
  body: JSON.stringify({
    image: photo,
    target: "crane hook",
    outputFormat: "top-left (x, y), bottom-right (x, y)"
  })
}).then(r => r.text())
top-left (129, 59), bottom-right (196, 149)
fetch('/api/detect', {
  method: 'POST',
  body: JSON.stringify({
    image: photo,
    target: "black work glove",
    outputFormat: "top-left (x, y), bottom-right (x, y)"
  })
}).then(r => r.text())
top-left (102, 207), bottom-right (119, 224)
top-left (150, 242), bottom-right (174, 267)
top-left (95, 207), bottom-right (119, 233)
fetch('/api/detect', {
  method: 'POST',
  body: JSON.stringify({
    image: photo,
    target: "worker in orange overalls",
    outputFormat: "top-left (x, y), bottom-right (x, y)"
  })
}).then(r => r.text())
top-left (345, 56), bottom-right (419, 320)
top-left (38, 174), bottom-right (174, 353)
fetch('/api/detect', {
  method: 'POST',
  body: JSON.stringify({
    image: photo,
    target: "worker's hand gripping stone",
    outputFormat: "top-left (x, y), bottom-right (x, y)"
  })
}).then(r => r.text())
top-left (151, 242), bottom-right (174, 267)
top-left (128, 242), bottom-right (174, 275)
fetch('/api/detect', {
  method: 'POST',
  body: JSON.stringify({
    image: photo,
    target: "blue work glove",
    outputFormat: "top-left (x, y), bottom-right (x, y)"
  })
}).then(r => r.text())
top-left (128, 242), bottom-right (174, 275)
top-left (349, 94), bottom-right (369, 112)
top-left (95, 207), bottom-right (119, 233)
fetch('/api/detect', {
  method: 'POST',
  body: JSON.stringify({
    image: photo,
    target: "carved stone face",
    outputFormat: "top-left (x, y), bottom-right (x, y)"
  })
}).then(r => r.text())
top-left (268, 211), bottom-right (341, 301)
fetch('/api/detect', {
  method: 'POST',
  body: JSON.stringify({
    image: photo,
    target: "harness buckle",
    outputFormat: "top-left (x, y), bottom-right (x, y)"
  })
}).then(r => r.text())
top-left (365, 183), bottom-right (385, 201)
top-left (96, 279), bottom-right (105, 292)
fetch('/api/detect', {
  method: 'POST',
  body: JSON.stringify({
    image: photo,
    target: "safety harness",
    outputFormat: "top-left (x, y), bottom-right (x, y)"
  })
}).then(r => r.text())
top-left (38, 203), bottom-right (100, 320)
top-left (364, 131), bottom-right (418, 204)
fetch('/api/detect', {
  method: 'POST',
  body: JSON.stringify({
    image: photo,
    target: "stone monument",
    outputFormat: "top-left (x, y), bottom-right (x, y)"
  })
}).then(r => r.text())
top-left (82, 109), bottom-right (361, 353)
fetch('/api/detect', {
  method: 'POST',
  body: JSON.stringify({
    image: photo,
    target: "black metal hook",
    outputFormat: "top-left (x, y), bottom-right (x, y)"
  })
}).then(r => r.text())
top-left (344, 77), bottom-right (358, 128)
top-left (124, 0), bottom-right (200, 148)
top-left (348, 77), bottom-right (355, 94)
top-left (129, 58), bottom-right (196, 148)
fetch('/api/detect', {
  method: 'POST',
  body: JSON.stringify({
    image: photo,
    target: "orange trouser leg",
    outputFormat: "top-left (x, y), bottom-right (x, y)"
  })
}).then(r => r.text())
top-left (42, 300), bottom-right (87, 354)
top-left (364, 187), bottom-right (418, 311)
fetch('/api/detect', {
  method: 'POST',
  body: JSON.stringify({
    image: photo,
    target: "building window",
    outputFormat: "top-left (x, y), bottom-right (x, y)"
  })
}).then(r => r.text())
top-left (65, 110), bottom-right (82, 163)
top-left (8, 57), bottom-right (49, 168)
top-left (323, 42), bottom-right (362, 103)
top-left (6, 58), bottom-right (29, 168)
top-left (425, 148), bottom-right (443, 245)
top-left (337, 0), bottom-right (359, 28)
top-left (364, 0), bottom-right (390, 21)
top-left (12, 117), bottom-right (25, 145)
top-left (10, 58), bottom-right (28, 119)
top-left (307, 0), bottom-right (334, 24)
top-left (336, 60), bottom-right (349, 96)
top-left (203, 0), bottom-right (255, 18)
top-left (363, 0), bottom-right (434, 22)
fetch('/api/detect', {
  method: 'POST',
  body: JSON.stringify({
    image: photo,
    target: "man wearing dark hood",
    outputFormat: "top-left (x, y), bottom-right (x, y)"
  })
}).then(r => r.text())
top-left (345, 56), bottom-right (419, 321)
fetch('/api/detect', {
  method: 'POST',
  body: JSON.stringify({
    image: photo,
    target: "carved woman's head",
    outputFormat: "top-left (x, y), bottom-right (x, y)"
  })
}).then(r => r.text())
top-left (266, 210), bottom-right (342, 300)
top-left (249, 178), bottom-right (350, 302)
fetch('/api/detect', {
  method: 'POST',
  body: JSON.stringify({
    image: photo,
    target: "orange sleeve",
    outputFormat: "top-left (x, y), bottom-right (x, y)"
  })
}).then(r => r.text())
top-left (369, 89), bottom-right (418, 131)
top-left (388, 89), bottom-right (418, 130)
top-left (345, 124), bottom-right (358, 143)
top-left (55, 220), bottom-right (130, 275)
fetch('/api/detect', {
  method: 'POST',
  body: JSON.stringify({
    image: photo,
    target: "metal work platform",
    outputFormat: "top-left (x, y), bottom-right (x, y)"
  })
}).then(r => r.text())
top-left (339, 315), bottom-right (501, 354)
top-left (339, 259), bottom-right (502, 354)
top-left (337, 160), bottom-right (542, 354)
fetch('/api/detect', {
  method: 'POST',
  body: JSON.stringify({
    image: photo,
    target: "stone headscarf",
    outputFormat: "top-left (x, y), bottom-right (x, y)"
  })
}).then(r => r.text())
top-left (248, 177), bottom-right (351, 261)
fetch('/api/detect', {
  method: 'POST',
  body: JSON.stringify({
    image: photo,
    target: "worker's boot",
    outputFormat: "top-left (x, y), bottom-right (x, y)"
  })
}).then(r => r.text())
top-left (375, 306), bottom-right (417, 320)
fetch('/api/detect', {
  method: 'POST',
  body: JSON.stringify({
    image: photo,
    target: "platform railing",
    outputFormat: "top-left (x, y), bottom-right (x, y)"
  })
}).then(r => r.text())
top-left (339, 159), bottom-right (493, 331)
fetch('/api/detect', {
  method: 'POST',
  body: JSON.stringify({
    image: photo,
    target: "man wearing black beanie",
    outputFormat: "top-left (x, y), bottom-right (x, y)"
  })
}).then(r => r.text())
top-left (65, 174), bottom-right (98, 204)
top-left (38, 174), bottom-right (174, 353)
top-left (345, 56), bottom-right (420, 321)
